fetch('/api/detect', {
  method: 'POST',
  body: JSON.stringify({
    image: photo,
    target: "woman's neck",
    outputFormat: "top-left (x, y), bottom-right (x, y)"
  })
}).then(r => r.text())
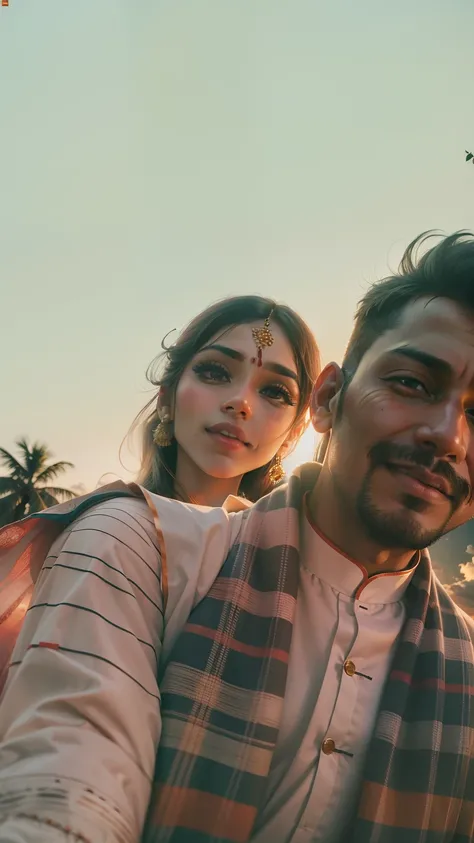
top-left (175, 450), bottom-right (243, 507)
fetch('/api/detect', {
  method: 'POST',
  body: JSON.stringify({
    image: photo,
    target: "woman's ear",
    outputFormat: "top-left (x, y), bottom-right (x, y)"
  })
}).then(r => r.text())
top-left (157, 386), bottom-right (173, 422)
top-left (310, 363), bottom-right (345, 434)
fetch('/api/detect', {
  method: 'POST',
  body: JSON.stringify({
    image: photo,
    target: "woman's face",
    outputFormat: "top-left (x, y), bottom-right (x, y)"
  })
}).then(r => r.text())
top-left (172, 321), bottom-right (301, 481)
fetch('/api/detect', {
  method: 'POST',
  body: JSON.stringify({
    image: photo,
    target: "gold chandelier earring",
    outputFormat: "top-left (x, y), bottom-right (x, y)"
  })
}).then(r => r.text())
top-left (268, 452), bottom-right (285, 485)
top-left (153, 407), bottom-right (174, 447)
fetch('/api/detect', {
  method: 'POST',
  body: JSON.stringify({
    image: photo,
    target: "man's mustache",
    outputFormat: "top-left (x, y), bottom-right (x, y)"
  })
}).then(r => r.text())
top-left (368, 441), bottom-right (472, 507)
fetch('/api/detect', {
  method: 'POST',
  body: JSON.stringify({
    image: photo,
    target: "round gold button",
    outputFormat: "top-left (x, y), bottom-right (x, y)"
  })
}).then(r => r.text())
top-left (344, 659), bottom-right (356, 677)
top-left (321, 738), bottom-right (336, 755)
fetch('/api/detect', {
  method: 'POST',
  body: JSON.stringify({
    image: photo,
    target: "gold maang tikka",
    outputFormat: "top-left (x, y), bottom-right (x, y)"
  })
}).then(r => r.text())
top-left (251, 310), bottom-right (274, 367)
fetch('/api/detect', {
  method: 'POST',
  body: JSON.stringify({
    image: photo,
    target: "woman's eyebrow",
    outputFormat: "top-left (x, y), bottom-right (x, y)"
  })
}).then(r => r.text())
top-left (263, 362), bottom-right (298, 381)
top-left (199, 343), bottom-right (244, 361)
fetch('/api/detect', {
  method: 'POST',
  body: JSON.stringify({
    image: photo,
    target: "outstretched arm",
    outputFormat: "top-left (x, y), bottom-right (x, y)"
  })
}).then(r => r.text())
top-left (0, 497), bottom-right (163, 843)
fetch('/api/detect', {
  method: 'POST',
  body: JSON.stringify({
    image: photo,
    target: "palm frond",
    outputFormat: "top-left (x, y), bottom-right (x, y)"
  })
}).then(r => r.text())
top-left (27, 443), bottom-right (51, 479)
top-left (16, 438), bottom-right (50, 462)
top-left (0, 492), bottom-right (23, 526)
top-left (27, 489), bottom-right (49, 514)
top-left (0, 448), bottom-right (27, 479)
top-left (35, 461), bottom-right (74, 484)
top-left (0, 476), bottom-right (22, 496)
top-left (0, 491), bottom-right (19, 512)
top-left (39, 490), bottom-right (61, 508)
top-left (16, 438), bottom-right (35, 474)
top-left (41, 485), bottom-right (77, 501)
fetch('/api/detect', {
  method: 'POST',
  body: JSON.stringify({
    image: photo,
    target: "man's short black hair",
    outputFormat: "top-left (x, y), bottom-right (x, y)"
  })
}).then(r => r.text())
top-left (344, 231), bottom-right (474, 372)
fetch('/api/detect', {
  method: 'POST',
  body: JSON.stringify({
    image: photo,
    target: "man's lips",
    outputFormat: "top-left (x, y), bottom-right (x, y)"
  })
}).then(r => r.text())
top-left (385, 462), bottom-right (452, 499)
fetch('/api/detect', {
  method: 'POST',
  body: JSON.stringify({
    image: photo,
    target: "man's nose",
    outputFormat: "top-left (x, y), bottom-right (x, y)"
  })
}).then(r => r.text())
top-left (414, 402), bottom-right (468, 464)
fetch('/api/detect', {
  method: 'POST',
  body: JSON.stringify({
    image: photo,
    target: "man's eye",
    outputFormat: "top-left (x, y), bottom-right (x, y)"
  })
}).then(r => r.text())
top-left (387, 376), bottom-right (430, 394)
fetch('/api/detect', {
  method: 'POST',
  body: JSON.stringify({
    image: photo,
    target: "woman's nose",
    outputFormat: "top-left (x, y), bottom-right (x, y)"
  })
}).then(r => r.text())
top-left (222, 398), bottom-right (252, 420)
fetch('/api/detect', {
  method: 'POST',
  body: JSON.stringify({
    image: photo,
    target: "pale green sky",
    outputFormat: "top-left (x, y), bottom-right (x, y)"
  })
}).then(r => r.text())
top-left (1, 0), bottom-right (473, 491)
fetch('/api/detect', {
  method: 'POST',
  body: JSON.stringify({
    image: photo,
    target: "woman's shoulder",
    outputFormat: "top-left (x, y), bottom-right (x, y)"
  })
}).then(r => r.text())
top-left (136, 486), bottom-right (248, 543)
top-left (45, 488), bottom-right (246, 585)
top-left (63, 488), bottom-right (249, 602)
top-left (48, 494), bottom-right (162, 588)
top-left (72, 495), bottom-right (159, 548)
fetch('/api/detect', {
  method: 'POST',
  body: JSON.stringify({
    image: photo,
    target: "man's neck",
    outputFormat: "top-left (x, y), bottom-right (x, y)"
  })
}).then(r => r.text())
top-left (307, 469), bottom-right (417, 576)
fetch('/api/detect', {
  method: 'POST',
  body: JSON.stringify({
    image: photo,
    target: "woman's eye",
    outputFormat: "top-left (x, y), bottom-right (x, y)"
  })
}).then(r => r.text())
top-left (192, 361), bottom-right (230, 383)
top-left (262, 383), bottom-right (297, 406)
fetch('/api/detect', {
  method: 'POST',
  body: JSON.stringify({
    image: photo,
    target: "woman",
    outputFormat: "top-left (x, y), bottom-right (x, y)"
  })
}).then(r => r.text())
top-left (0, 297), bottom-right (319, 842)
top-left (0, 296), bottom-right (320, 692)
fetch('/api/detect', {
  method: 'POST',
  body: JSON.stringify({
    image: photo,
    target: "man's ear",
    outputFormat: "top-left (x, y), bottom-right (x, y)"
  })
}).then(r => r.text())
top-left (310, 363), bottom-right (345, 434)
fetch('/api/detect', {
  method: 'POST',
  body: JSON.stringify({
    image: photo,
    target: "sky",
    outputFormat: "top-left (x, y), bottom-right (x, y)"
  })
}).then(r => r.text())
top-left (1, 0), bottom-right (474, 609)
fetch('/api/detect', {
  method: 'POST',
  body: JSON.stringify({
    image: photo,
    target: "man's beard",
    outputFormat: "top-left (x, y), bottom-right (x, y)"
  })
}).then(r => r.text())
top-left (355, 471), bottom-right (453, 550)
top-left (351, 440), bottom-right (471, 551)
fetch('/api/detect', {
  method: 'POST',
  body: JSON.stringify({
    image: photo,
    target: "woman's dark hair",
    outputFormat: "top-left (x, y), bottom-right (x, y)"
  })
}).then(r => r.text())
top-left (133, 295), bottom-right (320, 502)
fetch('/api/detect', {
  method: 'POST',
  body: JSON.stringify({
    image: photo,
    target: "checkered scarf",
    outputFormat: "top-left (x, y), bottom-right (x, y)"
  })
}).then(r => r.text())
top-left (143, 463), bottom-right (474, 843)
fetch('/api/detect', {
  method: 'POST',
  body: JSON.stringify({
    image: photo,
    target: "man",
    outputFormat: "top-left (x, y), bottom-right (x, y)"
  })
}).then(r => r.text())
top-left (0, 231), bottom-right (473, 843)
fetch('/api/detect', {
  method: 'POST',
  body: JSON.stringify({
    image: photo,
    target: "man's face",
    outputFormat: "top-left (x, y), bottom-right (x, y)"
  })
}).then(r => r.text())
top-left (318, 297), bottom-right (474, 550)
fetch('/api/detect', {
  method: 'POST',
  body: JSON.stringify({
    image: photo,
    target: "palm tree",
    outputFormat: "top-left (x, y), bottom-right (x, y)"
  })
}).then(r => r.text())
top-left (0, 438), bottom-right (77, 526)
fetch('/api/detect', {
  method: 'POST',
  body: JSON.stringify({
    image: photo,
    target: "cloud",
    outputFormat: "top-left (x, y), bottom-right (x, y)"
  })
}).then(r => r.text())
top-left (458, 560), bottom-right (474, 582)
top-left (445, 546), bottom-right (474, 616)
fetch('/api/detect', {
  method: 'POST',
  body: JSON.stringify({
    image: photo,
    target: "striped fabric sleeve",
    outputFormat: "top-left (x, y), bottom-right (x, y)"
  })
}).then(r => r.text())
top-left (0, 497), bottom-right (164, 843)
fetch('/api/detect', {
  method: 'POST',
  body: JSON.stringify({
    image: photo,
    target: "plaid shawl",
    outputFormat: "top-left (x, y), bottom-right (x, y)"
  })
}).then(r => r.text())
top-left (144, 463), bottom-right (474, 843)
